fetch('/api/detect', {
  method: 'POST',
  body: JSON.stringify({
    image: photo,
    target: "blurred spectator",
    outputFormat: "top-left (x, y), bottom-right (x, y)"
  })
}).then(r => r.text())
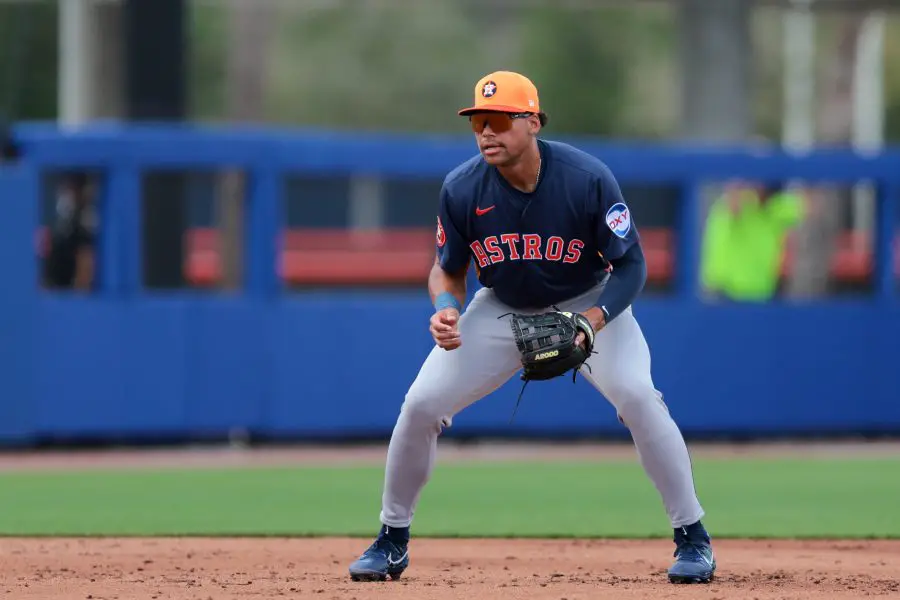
top-left (42, 173), bottom-right (97, 291)
top-left (700, 182), bottom-right (810, 302)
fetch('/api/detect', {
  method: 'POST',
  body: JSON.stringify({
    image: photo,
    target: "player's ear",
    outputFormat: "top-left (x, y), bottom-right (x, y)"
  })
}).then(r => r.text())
top-left (529, 114), bottom-right (541, 135)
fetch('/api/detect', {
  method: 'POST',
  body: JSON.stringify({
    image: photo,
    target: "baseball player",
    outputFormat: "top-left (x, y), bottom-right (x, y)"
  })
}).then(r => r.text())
top-left (348, 71), bottom-right (716, 585)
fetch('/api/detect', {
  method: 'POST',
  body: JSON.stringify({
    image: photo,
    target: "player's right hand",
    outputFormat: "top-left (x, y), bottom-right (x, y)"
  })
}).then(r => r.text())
top-left (430, 308), bottom-right (461, 350)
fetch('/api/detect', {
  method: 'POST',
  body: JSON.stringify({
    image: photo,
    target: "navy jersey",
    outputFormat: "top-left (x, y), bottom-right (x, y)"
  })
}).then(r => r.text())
top-left (435, 139), bottom-right (640, 310)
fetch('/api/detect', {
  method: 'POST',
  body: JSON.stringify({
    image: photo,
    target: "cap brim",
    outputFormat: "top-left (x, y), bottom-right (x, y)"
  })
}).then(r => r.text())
top-left (458, 105), bottom-right (530, 116)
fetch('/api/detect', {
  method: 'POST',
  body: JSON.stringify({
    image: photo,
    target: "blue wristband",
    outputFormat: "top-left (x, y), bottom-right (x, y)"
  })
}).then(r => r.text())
top-left (434, 292), bottom-right (462, 312)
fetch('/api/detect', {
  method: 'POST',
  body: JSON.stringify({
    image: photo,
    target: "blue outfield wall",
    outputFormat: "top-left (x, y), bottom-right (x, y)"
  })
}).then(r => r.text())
top-left (24, 296), bottom-right (900, 442)
top-left (1, 123), bottom-right (899, 446)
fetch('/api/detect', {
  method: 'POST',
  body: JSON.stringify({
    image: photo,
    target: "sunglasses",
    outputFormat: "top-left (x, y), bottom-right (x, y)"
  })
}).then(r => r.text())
top-left (468, 112), bottom-right (534, 134)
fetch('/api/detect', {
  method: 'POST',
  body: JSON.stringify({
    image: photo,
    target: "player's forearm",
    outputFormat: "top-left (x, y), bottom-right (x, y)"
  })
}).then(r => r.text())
top-left (428, 260), bottom-right (467, 312)
top-left (594, 243), bottom-right (647, 327)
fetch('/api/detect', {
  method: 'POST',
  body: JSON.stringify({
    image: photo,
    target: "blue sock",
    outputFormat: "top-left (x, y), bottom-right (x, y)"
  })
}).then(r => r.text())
top-left (677, 520), bottom-right (709, 540)
top-left (381, 524), bottom-right (410, 545)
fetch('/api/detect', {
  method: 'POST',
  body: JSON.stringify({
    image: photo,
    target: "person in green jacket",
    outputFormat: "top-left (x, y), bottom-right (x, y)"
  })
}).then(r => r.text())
top-left (700, 182), bottom-right (809, 302)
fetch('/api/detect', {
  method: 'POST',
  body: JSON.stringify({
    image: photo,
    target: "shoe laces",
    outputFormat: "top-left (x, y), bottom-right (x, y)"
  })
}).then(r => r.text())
top-left (674, 540), bottom-right (706, 560)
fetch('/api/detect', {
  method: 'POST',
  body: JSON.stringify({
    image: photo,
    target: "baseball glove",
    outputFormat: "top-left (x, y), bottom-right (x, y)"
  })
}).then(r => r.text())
top-left (505, 311), bottom-right (596, 422)
top-left (509, 311), bottom-right (595, 382)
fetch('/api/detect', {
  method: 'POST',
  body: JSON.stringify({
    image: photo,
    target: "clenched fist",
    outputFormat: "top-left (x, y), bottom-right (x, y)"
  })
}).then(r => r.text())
top-left (430, 308), bottom-right (461, 350)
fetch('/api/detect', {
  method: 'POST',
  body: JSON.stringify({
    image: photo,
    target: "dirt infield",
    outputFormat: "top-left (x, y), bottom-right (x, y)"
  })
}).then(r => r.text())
top-left (2, 537), bottom-right (899, 599)
top-left (2, 441), bottom-right (899, 599)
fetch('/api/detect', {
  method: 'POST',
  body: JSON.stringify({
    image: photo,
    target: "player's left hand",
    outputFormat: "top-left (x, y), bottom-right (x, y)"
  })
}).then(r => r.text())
top-left (575, 331), bottom-right (587, 349)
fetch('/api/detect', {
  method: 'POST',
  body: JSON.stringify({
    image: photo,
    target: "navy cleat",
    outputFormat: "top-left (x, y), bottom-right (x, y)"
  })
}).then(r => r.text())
top-left (668, 521), bottom-right (716, 584)
top-left (348, 525), bottom-right (410, 582)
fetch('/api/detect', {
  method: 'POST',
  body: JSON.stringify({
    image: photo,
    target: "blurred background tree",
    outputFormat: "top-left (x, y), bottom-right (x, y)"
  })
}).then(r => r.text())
top-left (1, 0), bottom-right (899, 143)
top-left (0, 1), bottom-right (58, 121)
top-left (885, 16), bottom-right (900, 141)
top-left (519, 6), bottom-right (631, 137)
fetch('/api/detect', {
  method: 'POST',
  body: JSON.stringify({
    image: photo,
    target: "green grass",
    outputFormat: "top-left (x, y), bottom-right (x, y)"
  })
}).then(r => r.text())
top-left (0, 457), bottom-right (897, 538)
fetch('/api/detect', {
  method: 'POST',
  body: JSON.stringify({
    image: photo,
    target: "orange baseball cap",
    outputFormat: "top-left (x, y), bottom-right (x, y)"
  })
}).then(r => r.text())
top-left (458, 71), bottom-right (548, 125)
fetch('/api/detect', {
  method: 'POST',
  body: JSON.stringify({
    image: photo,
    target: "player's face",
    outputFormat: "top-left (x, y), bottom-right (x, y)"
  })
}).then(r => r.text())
top-left (468, 112), bottom-right (539, 166)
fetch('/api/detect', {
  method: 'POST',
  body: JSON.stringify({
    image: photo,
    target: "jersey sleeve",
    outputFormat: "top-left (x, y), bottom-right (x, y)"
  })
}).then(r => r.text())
top-left (435, 184), bottom-right (471, 274)
top-left (595, 165), bottom-right (639, 262)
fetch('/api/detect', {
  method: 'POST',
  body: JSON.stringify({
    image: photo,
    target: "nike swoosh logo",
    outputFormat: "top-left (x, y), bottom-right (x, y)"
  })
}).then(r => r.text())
top-left (475, 205), bottom-right (495, 216)
top-left (387, 550), bottom-right (409, 566)
top-left (698, 552), bottom-right (713, 567)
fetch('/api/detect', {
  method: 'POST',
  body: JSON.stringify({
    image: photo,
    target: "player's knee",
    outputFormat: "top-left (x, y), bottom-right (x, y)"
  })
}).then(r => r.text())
top-left (399, 390), bottom-right (451, 435)
top-left (604, 381), bottom-right (667, 429)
